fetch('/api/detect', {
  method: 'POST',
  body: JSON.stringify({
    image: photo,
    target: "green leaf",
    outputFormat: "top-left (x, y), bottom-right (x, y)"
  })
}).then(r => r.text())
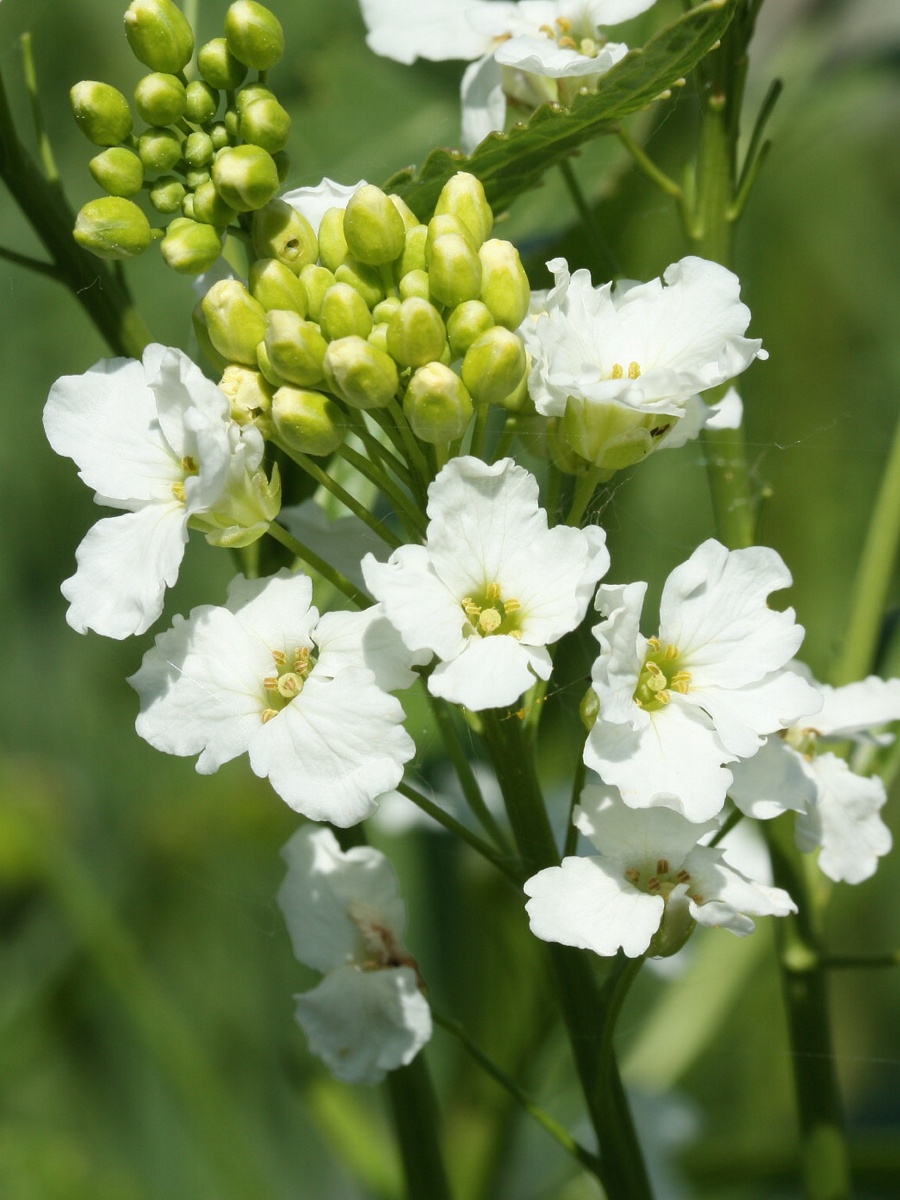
top-left (385, 0), bottom-right (738, 218)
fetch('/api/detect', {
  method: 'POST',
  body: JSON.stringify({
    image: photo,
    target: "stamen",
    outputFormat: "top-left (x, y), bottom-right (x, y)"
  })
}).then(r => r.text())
top-left (555, 17), bottom-right (572, 34)
top-left (504, 598), bottom-right (522, 613)
top-left (558, 35), bottom-right (577, 49)
top-left (628, 361), bottom-right (641, 379)
top-left (261, 708), bottom-right (278, 723)
top-left (676, 869), bottom-right (691, 883)
top-left (172, 481), bottom-right (186, 502)
top-left (181, 455), bottom-right (198, 474)
top-left (656, 858), bottom-right (669, 875)
top-left (263, 675), bottom-right (279, 691)
top-left (611, 362), bottom-right (624, 379)
top-left (647, 876), bottom-right (661, 893)
top-left (485, 581), bottom-right (502, 603)
top-left (272, 650), bottom-right (286, 666)
top-left (624, 867), bottom-right (641, 885)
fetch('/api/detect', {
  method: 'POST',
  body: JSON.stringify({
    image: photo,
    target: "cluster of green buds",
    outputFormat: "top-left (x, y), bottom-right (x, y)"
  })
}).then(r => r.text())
top-left (70, 0), bottom-right (289, 273)
top-left (200, 172), bottom-right (533, 458)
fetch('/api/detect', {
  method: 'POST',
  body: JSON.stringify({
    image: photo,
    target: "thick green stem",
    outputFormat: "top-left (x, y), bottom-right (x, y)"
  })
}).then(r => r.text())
top-left (385, 1056), bottom-right (455, 1200)
top-left (0, 59), bottom-right (152, 358)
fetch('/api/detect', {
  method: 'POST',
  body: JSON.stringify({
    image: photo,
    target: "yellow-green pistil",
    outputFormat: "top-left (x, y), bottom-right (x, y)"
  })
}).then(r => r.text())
top-left (461, 581), bottom-right (523, 639)
top-left (261, 645), bottom-right (314, 721)
top-left (633, 637), bottom-right (691, 711)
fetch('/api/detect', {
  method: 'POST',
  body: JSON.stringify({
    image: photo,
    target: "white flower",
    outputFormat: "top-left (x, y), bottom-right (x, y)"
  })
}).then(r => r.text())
top-left (524, 784), bottom-right (796, 958)
top-left (363, 455), bottom-right (609, 711)
top-left (128, 570), bottom-right (418, 826)
top-left (43, 344), bottom-right (278, 639)
top-left (359, 0), bottom-right (656, 150)
top-left (520, 256), bottom-right (765, 471)
top-left (585, 540), bottom-right (821, 823)
top-left (277, 825), bottom-right (432, 1085)
top-left (729, 673), bottom-right (900, 883)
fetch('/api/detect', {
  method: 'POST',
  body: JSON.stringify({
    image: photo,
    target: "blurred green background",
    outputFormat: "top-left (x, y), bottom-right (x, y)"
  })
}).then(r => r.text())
top-left (1, 0), bottom-right (899, 1196)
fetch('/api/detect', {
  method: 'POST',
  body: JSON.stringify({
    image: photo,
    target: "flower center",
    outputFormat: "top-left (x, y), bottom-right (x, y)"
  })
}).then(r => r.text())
top-left (538, 17), bottom-right (608, 58)
top-left (261, 645), bottom-right (315, 722)
top-left (347, 901), bottom-right (420, 976)
top-left (783, 725), bottom-right (819, 757)
top-left (624, 858), bottom-right (701, 903)
top-left (633, 637), bottom-right (691, 711)
top-left (461, 581), bottom-right (523, 639)
top-left (171, 455), bottom-right (200, 504)
top-left (609, 360), bottom-right (642, 380)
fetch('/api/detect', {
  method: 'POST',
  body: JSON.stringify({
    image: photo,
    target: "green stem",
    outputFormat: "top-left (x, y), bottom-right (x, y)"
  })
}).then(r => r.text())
top-left (0, 59), bottom-right (152, 357)
top-left (396, 781), bottom-right (522, 884)
top-left (385, 1056), bottom-right (454, 1200)
top-left (558, 156), bottom-right (618, 277)
top-left (565, 467), bottom-right (605, 527)
top-left (21, 34), bottom-right (58, 182)
top-left (433, 1011), bottom-right (603, 1178)
top-left (277, 443), bottom-right (402, 549)
top-left (266, 519), bottom-right (371, 608)
top-left (765, 822), bottom-right (852, 1200)
top-left (335, 439), bottom-right (425, 542)
top-left (831, 405), bottom-right (900, 684)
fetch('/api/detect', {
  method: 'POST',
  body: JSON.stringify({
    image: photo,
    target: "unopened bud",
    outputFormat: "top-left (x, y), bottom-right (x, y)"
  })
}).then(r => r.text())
top-left (367, 323), bottom-right (389, 354)
top-left (428, 233), bottom-right (482, 307)
top-left (398, 269), bottom-right (430, 302)
top-left (191, 179), bottom-right (236, 227)
top-left (387, 297), bottom-right (447, 369)
top-left (299, 263), bottom-right (335, 321)
top-left (138, 127), bottom-right (183, 172)
top-left (264, 310), bottom-right (328, 387)
top-left (134, 72), bottom-right (186, 126)
top-left (183, 131), bottom-right (214, 168)
top-left (249, 258), bottom-right (308, 314)
top-left (403, 362), bottom-right (473, 444)
top-left (434, 171), bottom-right (493, 248)
top-left (185, 167), bottom-right (210, 189)
top-left (148, 174), bottom-right (186, 213)
top-left (124, 0), bottom-right (194, 74)
top-left (197, 37), bottom-right (247, 90)
top-left (235, 84), bottom-right (274, 115)
top-left (272, 387), bottom-right (346, 456)
top-left (320, 282), bottom-right (373, 341)
top-left (240, 96), bottom-right (291, 154)
top-left (212, 144), bottom-right (280, 212)
top-left (446, 299), bottom-right (494, 357)
top-left (70, 81), bottom-right (132, 147)
top-left (425, 213), bottom-right (476, 260)
top-left (398, 224), bottom-right (427, 276)
top-left (224, 0), bottom-right (285, 71)
top-left (251, 197), bottom-right (318, 270)
top-left (389, 193), bottom-right (419, 231)
top-left (74, 196), bottom-right (153, 260)
top-left (478, 239), bottom-right (531, 330)
top-left (323, 336), bottom-right (399, 410)
top-left (89, 147), bottom-right (144, 198)
top-left (208, 121), bottom-right (230, 151)
top-left (202, 278), bottom-right (268, 365)
top-left (461, 327), bottom-right (527, 406)
top-left (160, 217), bottom-right (223, 273)
top-left (317, 207), bottom-right (348, 272)
top-left (184, 80), bottom-right (219, 125)
top-left (219, 365), bottom-right (274, 431)
top-left (334, 259), bottom-right (383, 309)
top-left (343, 184), bottom-right (406, 266)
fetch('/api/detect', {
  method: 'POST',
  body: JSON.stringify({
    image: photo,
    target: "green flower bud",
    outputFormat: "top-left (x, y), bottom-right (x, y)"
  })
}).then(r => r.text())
top-left (160, 217), bottom-right (223, 273)
top-left (446, 299), bottom-right (494, 357)
top-left (138, 127), bottom-right (183, 172)
top-left (403, 362), bottom-right (473, 444)
top-left (185, 167), bottom-right (210, 190)
top-left (198, 38), bottom-right (247, 90)
top-left (427, 232), bottom-right (482, 307)
top-left (224, 109), bottom-right (241, 140)
top-left (184, 80), bottom-right (219, 125)
top-left (317, 207), bottom-right (348, 273)
top-left (134, 72), bottom-right (186, 126)
top-left (372, 297), bottom-right (401, 325)
top-left (124, 0), bottom-right (194, 74)
top-left (264, 310), bottom-right (328, 387)
top-left (386, 297), bottom-right (447, 370)
top-left (434, 171), bottom-right (493, 248)
top-left (343, 184), bottom-right (406, 266)
top-left (494, 364), bottom-right (532, 413)
top-left (249, 258), bottom-right (308, 314)
top-left (148, 174), bottom-right (186, 213)
top-left (646, 897), bottom-right (696, 960)
top-left (398, 269), bottom-right (430, 302)
top-left (192, 301), bottom-right (228, 372)
top-left (255, 340), bottom-right (287, 388)
top-left (367, 323), bottom-right (389, 354)
top-left (192, 179), bottom-right (237, 227)
top-left (74, 197), bottom-right (154, 260)
top-left (478, 239), bottom-right (531, 330)
top-left (334, 259), bottom-right (383, 309)
top-left (323, 336), bottom-right (399, 411)
top-left (70, 81), bottom-right (132, 147)
top-left (219, 364), bottom-right (274, 432)
top-left (425, 213), bottom-right (476, 261)
top-left (389, 192), bottom-right (420, 231)
top-left (89, 147), bottom-right (144, 198)
top-left (212, 144), bottom-right (280, 212)
top-left (208, 121), bottom-right (230, 151)
top-left (224, 1), bottom-right (285, 71)
top-left (461, 327), bottom-right (527, 407)
top-left (183, 131), bottom-right (214, 168)
top-left (251, 198), bottom-right (318, 270)
top-left (319, 282), bottom-right (373, 342)
top-left (202, 278), bottom-right (268, 366)
top-left (272, 150), bottom-right (290, 182)
top-left (299, 264), bottom-right (335, 322)
top-left (182, 193), bottom-right (196, 219)
top-left (272, 387), bottom-right (346, 456)
top-left (398, 224), bottom-right (427, 277)
top-left (235, 84), bottom-right (275, 115)
top-left (240, 97), bottom-right (291, 154)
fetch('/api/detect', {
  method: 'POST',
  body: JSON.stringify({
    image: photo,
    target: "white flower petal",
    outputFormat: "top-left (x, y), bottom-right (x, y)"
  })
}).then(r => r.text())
top-left (575, 783), bottom-right (718, 861)
top-left (428, 635), bottom-right (549, 710)
top-left (64, 504), bottom-right (187, 638)
top-left (281, 178), bottom-right (368, 233)
top-left (359, 0), bottom-right (491, 64)
top-left (728, 738), bottom-right (816, 820)
top-left (494, 34), bottom-right (627, 77)
top-left (796, 753), bottom-right (892, 884)
top-left (294, 964), bottom-right (432, 1085)
top-left (814, 676), bottom-right (900, 738)
top-left (525, 856), bottom-right (664, 957)
top-left (314, 606), bottom-right (427, 692)
top-left (460, 53), bottom-right (507, 150)
top-left (688, 668), bottom-right (822, 759)
top-left (363, 546), bottom-right (467, 662)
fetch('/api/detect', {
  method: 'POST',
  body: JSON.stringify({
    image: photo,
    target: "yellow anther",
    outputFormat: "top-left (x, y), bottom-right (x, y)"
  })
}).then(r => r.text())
top-left (172, 481), bottom-right (186, 503)
top-left (656, 858), bottom-right (669, 875)
top-left (611, 362), bottom-right (624, 379)
top-left (663, 643), bottom-right (679, 660)
top-left (462, 596), bottom-right (481, 617)
top-left (485, 581), bottom-right (502, 602)
top-left (504, 597), bottom-right (522, 613)
top-left (647, 876), bottom-right (661, 893)
top-left (181, 455), bottom-right (199, 474)
top-left (644, 661), bottom-right (667, 693)
top-left (261, 708), bottom-right (278, 723)
top-left (276, 672), bottom-right (302, 699)
top-left (539, 23), bottom-right (556, 37)
top-left (624, 867), bottom-right (641, 885)
top-left (670, 671), bottom-right (691, 694)
top-left (676, 869), bottom-right (691, 883)
top-left (647, 637), bottom-right (661, 651)
top-left (555, 16), bottom-right (573, 34)
top-left (627, 361), bottom-right (641, 378)
top-left (509, 629), bottom-right (523, 640)
top-left (478, 607), bottom-right (502, 634)
top-left (272, 650), bottom-right (286, 666)
top-left (559, 35), bottom-right (577, 49)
